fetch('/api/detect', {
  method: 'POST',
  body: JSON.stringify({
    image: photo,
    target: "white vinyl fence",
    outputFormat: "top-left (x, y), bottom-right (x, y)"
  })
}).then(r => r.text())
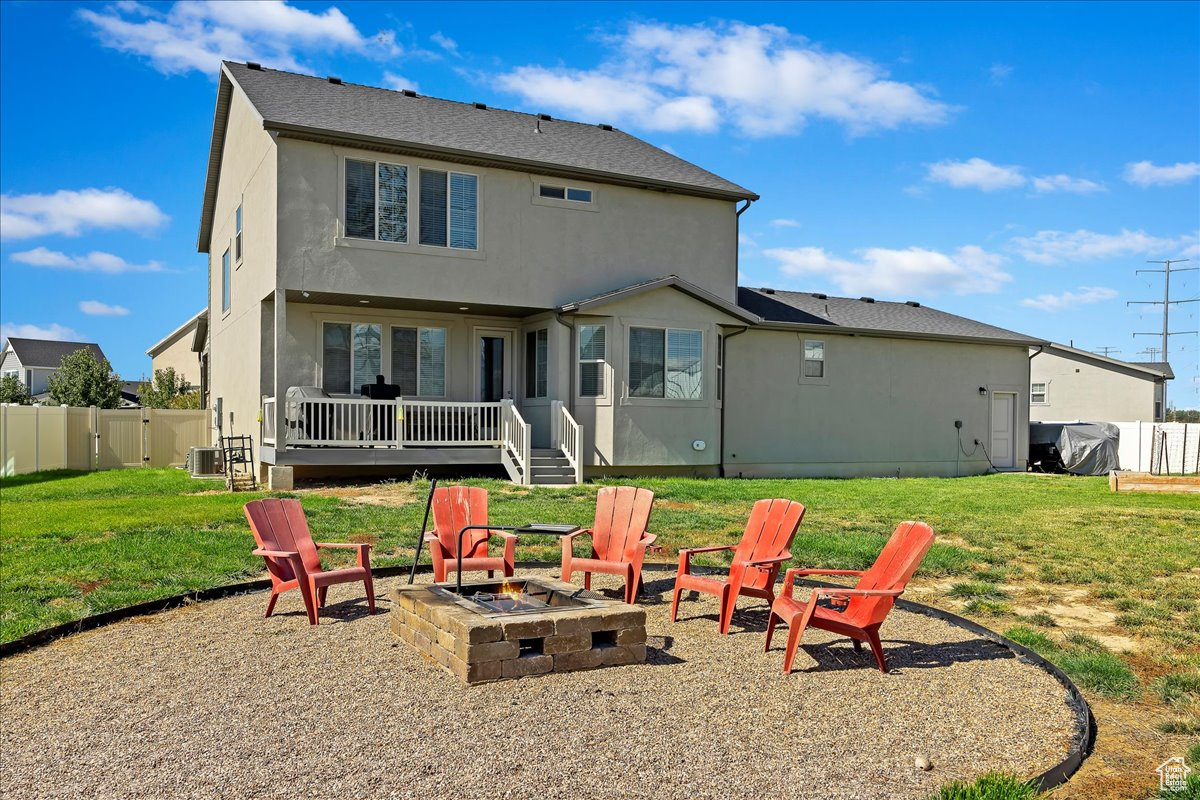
top-left (0, 405), bottom-right (209, 477)
top-left (1112, 421), bottom-right (1200, 475)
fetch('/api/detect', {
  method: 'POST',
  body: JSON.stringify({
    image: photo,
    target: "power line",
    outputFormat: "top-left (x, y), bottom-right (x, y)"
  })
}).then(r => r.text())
top-left (1127, 258), bottom-right (1198, 414)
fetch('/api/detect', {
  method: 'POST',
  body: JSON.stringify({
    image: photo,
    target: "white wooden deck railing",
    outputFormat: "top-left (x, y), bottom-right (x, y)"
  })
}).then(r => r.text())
top-left (401, 400), bottom-right (501, 446)
top-left (551, 400), bottom-right (583, 484)
top-left (500, 399), bottom-right (532, 485)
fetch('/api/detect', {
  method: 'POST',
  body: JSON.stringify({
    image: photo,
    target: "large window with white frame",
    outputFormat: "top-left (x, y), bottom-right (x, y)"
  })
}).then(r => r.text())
top-left (578, 324), bottom-right (606, 398)
top-left (345, 158), bottom-right (409, 243)
top-left (1031, 382), bottom-right (1048, 404)
top-left (419, 168), bottom-right (477, 249)
top-left (525, 328), bottom-right (548, 399)
top-left (629, 327), bottom-right (703, 400)
top-left (322, 322), bottom-right (446, 396)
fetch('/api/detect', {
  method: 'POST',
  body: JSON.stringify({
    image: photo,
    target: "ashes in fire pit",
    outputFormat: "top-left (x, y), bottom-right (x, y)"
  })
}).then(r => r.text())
top-left (391, 576), bottom-right (647, 684)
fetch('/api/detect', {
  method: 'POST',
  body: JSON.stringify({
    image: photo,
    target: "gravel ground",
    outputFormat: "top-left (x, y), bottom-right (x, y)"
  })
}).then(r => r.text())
top-left (1, 569), bottom-right (1079, 800)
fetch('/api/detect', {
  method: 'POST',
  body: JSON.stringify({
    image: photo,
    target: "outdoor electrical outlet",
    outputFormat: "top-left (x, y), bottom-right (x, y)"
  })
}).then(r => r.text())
top-left (974, 439), bottom-right (981, 446)
top-left (954, 420), bottom-right (963, 429)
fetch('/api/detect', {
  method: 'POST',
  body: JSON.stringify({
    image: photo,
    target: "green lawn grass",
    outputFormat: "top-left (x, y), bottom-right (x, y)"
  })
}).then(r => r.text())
top-left (2, 468), bottom-right (1198, 647)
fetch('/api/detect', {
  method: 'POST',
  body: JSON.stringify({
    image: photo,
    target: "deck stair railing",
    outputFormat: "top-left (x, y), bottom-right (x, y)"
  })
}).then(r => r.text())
top-left (551, 400), bottom-right (584, 485)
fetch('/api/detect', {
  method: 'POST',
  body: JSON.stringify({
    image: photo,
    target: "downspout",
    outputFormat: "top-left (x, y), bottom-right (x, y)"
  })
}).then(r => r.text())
top-left (718, 326), bottom-right (749, 478)
top-left (734, 199), bottom-right (753, 292)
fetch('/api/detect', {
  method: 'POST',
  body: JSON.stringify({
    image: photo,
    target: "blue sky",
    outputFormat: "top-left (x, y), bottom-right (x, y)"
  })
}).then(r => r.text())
top-left (1, 1), bottom-right (1198, 406)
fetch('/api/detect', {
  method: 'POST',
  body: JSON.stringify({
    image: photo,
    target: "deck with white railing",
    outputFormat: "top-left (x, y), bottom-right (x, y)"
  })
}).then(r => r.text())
top-left (260, 395), bottom-right (580, 484)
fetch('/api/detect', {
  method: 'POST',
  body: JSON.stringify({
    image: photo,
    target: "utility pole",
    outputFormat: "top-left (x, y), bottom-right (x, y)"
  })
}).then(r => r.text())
top-left (1093, 346), bottom-right (1122, 357)
top-left (1128, 258), bottom-right (1198, 417)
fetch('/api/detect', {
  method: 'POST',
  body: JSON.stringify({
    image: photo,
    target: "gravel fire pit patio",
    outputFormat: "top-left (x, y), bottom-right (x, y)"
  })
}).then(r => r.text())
top-left (0, 569), bottom-right (1082, 800)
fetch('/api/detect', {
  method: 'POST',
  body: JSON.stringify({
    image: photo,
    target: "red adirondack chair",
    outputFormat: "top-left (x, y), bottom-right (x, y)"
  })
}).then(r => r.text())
top-left (560, 486), bottom-right (655, 603)
top-left (671, 499), bottom-right (806, 634)
top-left (426, 486), bottom-right (517, 583)
top-left (244, 498), bottom-right (375, 626)
top-left (766, 520), bottom-right (935, 673)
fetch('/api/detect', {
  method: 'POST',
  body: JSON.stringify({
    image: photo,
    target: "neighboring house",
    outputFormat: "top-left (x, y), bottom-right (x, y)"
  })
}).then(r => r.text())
top-left (0, 337), bottom-right (108, 400)
top-left (146, 310), bottom-right (207, 387)
top-left (199, 62), bottom-right (1041, 487)
top-left (1030, 343), bottom-right (1173, 422)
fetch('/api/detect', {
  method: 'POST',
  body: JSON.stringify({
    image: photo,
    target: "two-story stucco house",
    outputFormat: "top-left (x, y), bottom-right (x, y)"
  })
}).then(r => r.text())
top-left (199, 62), bottom-right (1042, 488)
top-left (1030, 343), bottom-right (1173, 423)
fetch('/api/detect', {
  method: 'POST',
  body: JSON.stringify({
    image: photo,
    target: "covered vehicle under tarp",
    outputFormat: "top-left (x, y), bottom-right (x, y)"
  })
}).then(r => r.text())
top-left (1029, 422), bottom-right (1120, 475)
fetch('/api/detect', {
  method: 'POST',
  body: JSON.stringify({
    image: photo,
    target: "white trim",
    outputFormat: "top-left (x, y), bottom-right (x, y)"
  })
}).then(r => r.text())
top-left (1030, 381), bottom-right (1049, 405)
top-left (472, 326), bottom-right (516, 402)
top-left (576, 322), bottom-right (609, 403)
top-left (800, 337), bottom-right (829, 386)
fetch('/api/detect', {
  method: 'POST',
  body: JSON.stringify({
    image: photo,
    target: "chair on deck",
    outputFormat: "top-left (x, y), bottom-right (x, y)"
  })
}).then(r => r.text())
top-left (671, 499), bottom-right (806, 634)
top-left (766, 521), bottom-right (935, 673)
top-left (427, 486), bottom-right (517, 583)
top-left (244, 498), bottom-right (375, 625)
top-left (560, 486), bottom-right (655, 603)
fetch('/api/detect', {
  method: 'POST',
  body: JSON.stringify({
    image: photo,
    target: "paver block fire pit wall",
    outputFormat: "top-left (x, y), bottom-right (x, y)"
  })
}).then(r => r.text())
top-left (391, 577), bottom-right (647, 684)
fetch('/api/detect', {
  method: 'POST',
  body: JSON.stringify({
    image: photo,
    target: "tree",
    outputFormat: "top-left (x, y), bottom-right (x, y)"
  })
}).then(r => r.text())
top-left (0, 373), bottom-right (31, 405)
top-left (1167, 408), bottom-right (1199, 423)
top-left (138, 367), bottom-right (195, 409)
top-left (47, 349), bottom-right (123, 409)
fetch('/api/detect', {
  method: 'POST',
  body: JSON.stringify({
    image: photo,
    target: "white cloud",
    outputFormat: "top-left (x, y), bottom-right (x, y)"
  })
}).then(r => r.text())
top-left (769, 218), bottom-right (800, 228)
top-left (496, 21), bottom-right (952, 136)
top-left (989, 63), bottom-right (1013, 86)
top-left (1020, 286), bottom-right (1118, 312)
top-left (1030, 174), bottom-right (1106, 194)
top-left (765, 243), bottom-right (1010, 297)
top-left (1123, 160), bottom-right (1200, 188)
top-left (1011, 228), bottom-right (1199, 265)
top-left (11, 247), bottom-right (167, 274)
top-left (925, 158), bottom-right (1025, 191)
top-left (79, 0), bottom-right (397, 76)
top-left (79, 300), bottom-right (131, 316)
top-left (430, 31), bottom-right (458, 55)
top-left (382, 72), bottom-right (419, 92)
top-left (0, 188), bottom-right (167, 240)
top-left (0, 322), bottom-right (82, 347)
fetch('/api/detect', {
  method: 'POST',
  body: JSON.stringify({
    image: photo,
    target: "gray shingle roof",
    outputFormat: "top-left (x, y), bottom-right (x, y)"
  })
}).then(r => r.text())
top-left (738, 288), bottom-right (1043, 345)
top-left (4, 338), bottom-right (107, 368)
top-left (224, 62), bottom-right (756, 201)
top-left (1129, 361), bottom-right (1174, 379)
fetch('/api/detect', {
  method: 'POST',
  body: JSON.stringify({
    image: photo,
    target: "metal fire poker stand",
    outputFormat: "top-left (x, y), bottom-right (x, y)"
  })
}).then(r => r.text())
top-left (406, 478), bottom-right (581, 593)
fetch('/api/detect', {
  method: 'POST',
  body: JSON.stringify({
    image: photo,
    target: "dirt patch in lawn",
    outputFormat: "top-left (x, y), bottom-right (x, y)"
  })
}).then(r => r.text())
top-left (71, 580), bottom-right (110, 596)
top-left (304, 482), bottom-right (422, 508)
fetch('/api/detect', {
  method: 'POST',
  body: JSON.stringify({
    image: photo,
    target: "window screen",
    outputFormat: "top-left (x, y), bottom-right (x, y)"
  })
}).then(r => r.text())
top-left (419, 169), bottom-right (448, 246)
top-left (666, 329), bottom-right (702, 399)
top-left (525, 329), bottom-right (548, 398)
top-left (803, 340), bottom-right (825, 378)
top-left (578, 324), bottom-right (605, 398)
top-left (322, 323), bottom-right (351, 394)
top-left (378, 163), bottom-right (408, 243)
top-left (345, 159), bottom-right (376, 239)
top-left (235, 205), bottom-right (243, 261)
top-left (221, 249), bottom-right (231, 312)
top-left (629, 328), bottom-right (665, 398)
top-left (449, 173), bottom-right (477, 249)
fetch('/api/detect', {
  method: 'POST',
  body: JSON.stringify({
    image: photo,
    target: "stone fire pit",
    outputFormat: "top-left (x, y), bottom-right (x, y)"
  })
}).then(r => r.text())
top-left (391, 575), bottom-right (646, 683)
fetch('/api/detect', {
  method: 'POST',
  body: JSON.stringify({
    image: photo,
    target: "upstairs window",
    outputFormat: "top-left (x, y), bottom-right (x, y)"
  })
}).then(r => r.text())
top-left (221, 248), bottom-right (231, 313)
top-left (234, 204), bottom-right (243, 262)
top-left (420, 169), bottom-right (477, 249)
top-left (1031, 382), bottom-right (1048, 404)
top-left (803, 340), bottom-right (825, 378)
top-left (345, 159), bottom-right (409, 243)
top-left (539, 184), bottom-right (593, 203)
top-left (578, 324), bottom-right (606, 398)
top-left (629, 327), bottom-right (703, 400)
top-left (525, 329), bottom-right (548, 399)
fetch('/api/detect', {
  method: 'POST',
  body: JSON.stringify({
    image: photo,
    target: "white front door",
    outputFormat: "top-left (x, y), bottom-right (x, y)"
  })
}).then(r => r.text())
top-left (475, 328), bottom-right (514, 402)
top-left (990, 391), bottom-right (1017, 469)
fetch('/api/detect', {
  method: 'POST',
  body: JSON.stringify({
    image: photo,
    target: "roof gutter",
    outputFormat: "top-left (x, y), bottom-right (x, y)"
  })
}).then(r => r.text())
top-left (266, 122), bottom-right (760, 204)
top-left (1029, 345), bottom-right (1045, 361)
top-left (753, 320), bottom-right (1047, 349)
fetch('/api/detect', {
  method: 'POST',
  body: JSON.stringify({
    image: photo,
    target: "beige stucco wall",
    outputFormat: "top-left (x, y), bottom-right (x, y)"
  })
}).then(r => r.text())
top-left (565, 287), bottom-right (743, 473)
top-left (723, 331), bottom-right (1031, 477)
top-left (206, 87), bottom-right (278, 443)
top-left (149, 328), bottom-right (200, 385)
top-left (1029, 350), bottom-right (1158, 422)
top-left (273, 137), bottom-right (740, 308)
